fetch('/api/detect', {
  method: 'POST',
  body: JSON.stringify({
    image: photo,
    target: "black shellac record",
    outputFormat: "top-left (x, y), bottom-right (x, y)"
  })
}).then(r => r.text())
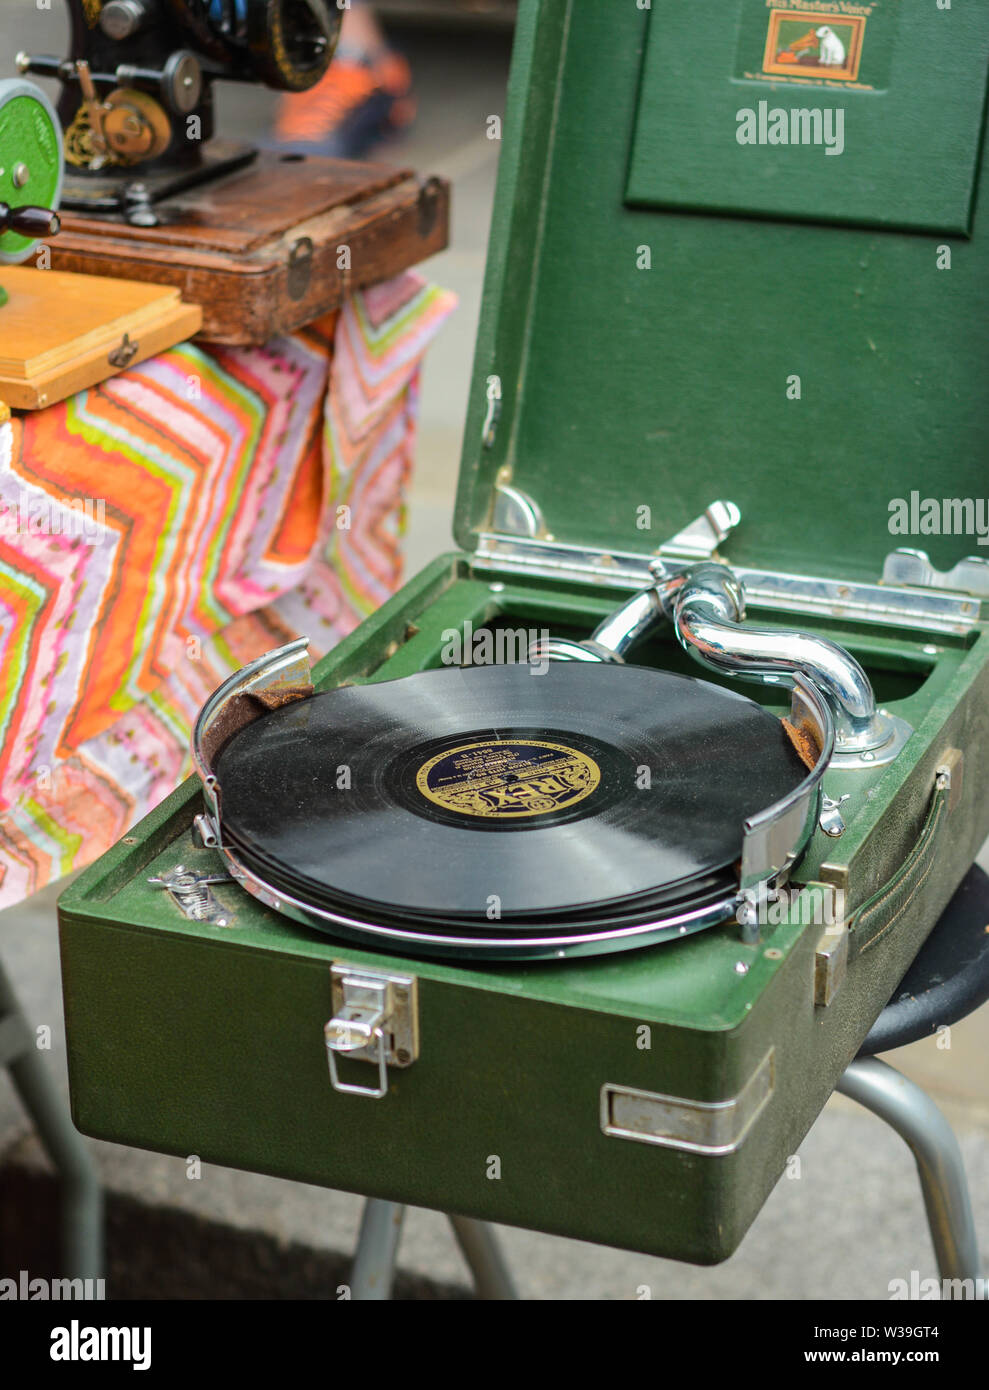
top-left (215, 663), bottom-right (809, 924)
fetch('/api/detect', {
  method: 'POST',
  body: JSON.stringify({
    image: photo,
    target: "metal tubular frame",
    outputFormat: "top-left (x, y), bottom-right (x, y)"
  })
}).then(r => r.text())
top-left (837, 1057), bottom-right (982, 1283)
top-left (0, 955), bottom-right (103, 1282)
top-left (349, 1198), bottom-right (517, 1300)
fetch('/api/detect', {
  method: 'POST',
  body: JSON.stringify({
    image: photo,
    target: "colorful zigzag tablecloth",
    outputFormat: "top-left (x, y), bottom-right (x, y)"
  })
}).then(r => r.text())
top-left (0, 271), bottom-right (455, 909)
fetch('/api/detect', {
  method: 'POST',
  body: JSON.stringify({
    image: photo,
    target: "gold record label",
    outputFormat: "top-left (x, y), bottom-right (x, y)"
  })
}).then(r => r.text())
top-left (416, 738), bottom-right (601, 820)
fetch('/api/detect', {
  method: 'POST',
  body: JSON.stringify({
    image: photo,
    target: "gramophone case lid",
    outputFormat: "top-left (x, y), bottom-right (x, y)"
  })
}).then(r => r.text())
top-left (455, 0), bottom-right (989, 584)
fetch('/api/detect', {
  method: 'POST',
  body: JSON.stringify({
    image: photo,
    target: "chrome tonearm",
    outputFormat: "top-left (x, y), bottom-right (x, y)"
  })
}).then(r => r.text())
top-left (530, 559), bottom-right (910, 767)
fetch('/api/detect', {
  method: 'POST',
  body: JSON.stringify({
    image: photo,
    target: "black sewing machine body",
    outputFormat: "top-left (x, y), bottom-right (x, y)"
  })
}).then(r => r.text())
top-left (15, 0), bottom-right (340, 219)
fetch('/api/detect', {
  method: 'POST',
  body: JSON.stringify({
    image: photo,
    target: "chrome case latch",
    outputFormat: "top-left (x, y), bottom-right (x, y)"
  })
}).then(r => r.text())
top-left (147, 864), bottom-right (232, 925)
top-left (324, 964), bottom-right (419, 1099)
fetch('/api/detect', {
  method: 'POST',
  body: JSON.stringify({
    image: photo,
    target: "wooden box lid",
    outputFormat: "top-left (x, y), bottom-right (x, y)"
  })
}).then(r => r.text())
top-left (0, 266), bottom-right (201, 410)
top-left (47, 152), bottom-right (450, 348)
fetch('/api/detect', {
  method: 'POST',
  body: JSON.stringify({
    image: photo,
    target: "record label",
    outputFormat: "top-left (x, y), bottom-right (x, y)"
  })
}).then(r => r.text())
top-left (414, 738), bottom-right (601, 819)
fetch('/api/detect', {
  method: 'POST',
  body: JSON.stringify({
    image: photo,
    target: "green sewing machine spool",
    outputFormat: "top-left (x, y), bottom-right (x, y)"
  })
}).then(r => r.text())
top-left (0, 77), bottom-right (63, 306)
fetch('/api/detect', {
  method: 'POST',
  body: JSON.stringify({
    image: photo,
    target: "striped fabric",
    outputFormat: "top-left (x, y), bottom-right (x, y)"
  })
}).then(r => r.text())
top-left (0, 271), bottom-right (456, 908)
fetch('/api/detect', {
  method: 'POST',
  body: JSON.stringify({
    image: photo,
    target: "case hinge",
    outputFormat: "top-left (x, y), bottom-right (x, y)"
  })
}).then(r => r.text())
top-left (472, 528), bottom-right (985, 641)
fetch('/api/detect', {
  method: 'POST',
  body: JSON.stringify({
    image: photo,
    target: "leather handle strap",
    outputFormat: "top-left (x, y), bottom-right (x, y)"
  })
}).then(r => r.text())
top-left (849, 764), bottom-right (953, 956)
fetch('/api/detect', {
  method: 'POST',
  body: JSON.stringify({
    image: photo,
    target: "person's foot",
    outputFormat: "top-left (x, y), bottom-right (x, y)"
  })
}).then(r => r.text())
top-left (274, 48), bottom-right (416, 160)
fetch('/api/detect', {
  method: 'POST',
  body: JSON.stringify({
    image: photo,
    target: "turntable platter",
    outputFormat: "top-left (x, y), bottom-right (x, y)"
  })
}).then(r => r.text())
top-left (214, 663), bottom-right (808, 927)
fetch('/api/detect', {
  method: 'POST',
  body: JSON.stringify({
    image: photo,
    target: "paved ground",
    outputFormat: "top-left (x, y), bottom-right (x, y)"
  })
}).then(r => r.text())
top-left (0, 11), bottom-right (986, 1300)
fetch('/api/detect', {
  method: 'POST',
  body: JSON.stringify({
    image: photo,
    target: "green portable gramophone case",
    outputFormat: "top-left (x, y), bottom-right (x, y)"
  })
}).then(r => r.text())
top-left (57, 0), bottom-right (989, 1263)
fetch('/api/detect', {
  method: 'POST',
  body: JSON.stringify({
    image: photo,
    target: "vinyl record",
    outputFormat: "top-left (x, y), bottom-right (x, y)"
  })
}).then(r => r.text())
top-left (214, 662), bottom-right (808, 925)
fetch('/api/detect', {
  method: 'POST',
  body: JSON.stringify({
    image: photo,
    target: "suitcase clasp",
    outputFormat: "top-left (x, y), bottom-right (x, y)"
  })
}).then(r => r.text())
top-left (324, 964), bottom-right (419, 1100)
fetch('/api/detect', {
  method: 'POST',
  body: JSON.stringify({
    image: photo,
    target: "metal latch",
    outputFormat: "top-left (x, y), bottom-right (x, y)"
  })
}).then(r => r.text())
top-left (324, 964), bottom-right (419, 1099)
top-left (148, 864), bottom-right (232, 924)
top-left (819, 793), bottom-right (850, 838)
top-left (108, 332), bottom-right (139, 369)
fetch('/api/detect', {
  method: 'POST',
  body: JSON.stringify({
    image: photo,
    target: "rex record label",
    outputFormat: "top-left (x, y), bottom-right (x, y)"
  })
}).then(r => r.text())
top-left (415, 739), bottom-right (601, 820)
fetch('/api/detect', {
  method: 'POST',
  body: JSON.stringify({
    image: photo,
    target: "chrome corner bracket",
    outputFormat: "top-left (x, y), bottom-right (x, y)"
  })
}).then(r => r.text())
top-left (491, 476), bottom-right (547, 539)
top-left (601, 1049), bottom-right (775, 1156)
top-left (814, 923), bottom-right (849, 1007)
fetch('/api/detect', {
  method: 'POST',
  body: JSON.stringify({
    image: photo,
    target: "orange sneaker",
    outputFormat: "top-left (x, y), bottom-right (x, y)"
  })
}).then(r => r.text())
top-left (274, 49), bottom-right (416, 159)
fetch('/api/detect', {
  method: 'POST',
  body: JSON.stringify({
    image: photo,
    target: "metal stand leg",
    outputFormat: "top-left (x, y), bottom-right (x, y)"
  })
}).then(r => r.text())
top-left (350, 1200), bottom-right (517, 1300)
top-left (838, 1057), bottom-right (982, 1282)
top-left (350, 1199), bottom-right (406, 1299)
top-left (0, 957), bottom-right (103, 1282)
top-left (449, 1214), bottom-right (518, 1299)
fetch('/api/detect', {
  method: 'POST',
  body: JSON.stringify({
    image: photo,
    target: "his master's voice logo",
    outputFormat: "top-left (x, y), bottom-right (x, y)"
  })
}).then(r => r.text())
top-left (762, 12), bottom-right (866, 85)
top-left (734, 2), bottom-right (890, 96)
top-left (888, 493), bottom-right (989, 547)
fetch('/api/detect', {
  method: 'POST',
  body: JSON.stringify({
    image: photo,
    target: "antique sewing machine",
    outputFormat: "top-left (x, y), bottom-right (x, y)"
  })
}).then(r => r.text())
top-left (14, 0), bottom-right (341, 220)
top-left (9, 0), bottom-right (449, 343)
top-left (57, 0), bottom-right (989, 1267)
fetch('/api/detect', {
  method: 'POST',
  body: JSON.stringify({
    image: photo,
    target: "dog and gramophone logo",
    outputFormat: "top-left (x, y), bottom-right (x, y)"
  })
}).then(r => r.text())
top-left (737, 2), bottom-right (891, 93)
top-left (733, 3), bottom-right (895, 157)
top-left (762, 9), bottom-right (867, 84)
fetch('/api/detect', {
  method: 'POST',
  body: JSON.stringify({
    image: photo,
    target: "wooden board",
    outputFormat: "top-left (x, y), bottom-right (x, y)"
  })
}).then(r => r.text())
top-left (0, 267), bottom-right (201, 410)
top-left (46, 152), bottom-right (451, 346)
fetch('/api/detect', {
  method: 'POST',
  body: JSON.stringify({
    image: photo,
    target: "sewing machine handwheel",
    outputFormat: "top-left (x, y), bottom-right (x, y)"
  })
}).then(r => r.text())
top-left (0, 77), bottom-right (63, 265)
